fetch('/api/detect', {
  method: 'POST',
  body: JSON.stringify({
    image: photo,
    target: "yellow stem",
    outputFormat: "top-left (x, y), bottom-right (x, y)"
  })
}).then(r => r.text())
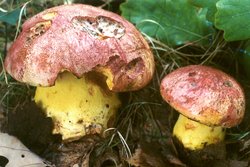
top-left (173, 114), bottom-right (225, 150)
top-left (34, 72), bottom-right (121, 141)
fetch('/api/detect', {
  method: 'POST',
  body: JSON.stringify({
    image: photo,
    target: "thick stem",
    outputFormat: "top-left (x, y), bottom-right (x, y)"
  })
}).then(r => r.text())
top-left (34, 72), bottom-right (121, 141)
top-left (173, 114), bottom-right (225, 150)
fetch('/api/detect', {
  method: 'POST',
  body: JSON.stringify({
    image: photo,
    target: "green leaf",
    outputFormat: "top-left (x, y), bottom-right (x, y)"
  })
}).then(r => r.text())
top-left (188, 0), bottom-right (215, 7)
top-left (0, 8), bottom-right (21, 25)
top-left (215, 0), bottom-right (250, 41)
top-left (188, 0), bottom-right (219, 22)
top-left (120, 0), bottom-right (213, 46)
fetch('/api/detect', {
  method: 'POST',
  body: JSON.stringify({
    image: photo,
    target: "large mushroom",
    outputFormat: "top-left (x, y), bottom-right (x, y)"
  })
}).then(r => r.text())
top-left (4, 4), bottom-right (155, 141)
top-left (160, 65), bottom-right (245, 150)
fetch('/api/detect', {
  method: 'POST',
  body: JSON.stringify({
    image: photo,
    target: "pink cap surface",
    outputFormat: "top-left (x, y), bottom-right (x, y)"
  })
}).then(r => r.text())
top-left (160, 65), bottom-right (245, 128)
top-left (5, 4), bottom-right (154, 92)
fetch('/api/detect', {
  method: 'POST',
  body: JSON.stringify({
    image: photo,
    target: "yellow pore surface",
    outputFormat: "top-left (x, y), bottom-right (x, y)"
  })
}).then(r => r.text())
top-left (173, 114), bottom-right (225, 150)
top-left (34, 72), bottom-right (121, 141)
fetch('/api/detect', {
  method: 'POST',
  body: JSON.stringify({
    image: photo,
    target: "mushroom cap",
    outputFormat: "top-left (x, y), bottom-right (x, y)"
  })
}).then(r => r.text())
top-left (4, 4), bottom-right (154, 92)
top-left (160, 65), bottom-right (245, 128)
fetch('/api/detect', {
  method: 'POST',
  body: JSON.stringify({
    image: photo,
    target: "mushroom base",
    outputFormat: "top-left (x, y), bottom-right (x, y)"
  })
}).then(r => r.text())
top-left (173, 115), bottom-right (225, 150)
top-left (34, 72), bottom-right (121, 141)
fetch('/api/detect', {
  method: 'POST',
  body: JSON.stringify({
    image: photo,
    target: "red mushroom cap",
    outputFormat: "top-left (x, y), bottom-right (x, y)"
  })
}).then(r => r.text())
top-left (160, 65), bottom-right (245, 128)
top-left (4, 4), bottom-right (154, 92)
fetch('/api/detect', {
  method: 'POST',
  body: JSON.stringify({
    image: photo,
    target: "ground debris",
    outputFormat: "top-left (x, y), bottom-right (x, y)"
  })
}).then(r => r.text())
top-left (91, 149), bottom-right (122, 167)
top-left (174, 137), bottom-right (227, 167)
top-left (211, 159), bottom-right (249, 167)
top-left (50, 135), bottom-right (99, 167)
top-left (237, 138), bottom-right (250, 162)
top-left (0, 106), bottom-right (7, 132)
top-left (127, 140), bottom-right (186, 167)
top-left (127, 147), bottom-right (166, 167)
top-left (240, 138), bottom-right (250, 153)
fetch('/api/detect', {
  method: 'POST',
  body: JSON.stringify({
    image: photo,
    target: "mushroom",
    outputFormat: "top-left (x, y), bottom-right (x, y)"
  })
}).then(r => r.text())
top-left (160, 65), bottom-right (245, 150)
top-left (4, 4), bottom-right (155, 141)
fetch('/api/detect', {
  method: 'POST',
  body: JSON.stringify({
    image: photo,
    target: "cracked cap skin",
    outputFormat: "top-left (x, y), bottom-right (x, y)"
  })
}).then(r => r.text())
top-left (4, 4), bottom-right (155, 92)
top-left (160, 65), bottom-right (245, 128)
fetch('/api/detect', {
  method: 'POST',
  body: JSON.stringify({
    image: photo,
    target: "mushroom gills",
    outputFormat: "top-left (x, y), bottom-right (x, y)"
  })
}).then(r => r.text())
top-left (173, 114), bottom-right (225, 150)
top-left (34, 72), bottom-right (121, 141)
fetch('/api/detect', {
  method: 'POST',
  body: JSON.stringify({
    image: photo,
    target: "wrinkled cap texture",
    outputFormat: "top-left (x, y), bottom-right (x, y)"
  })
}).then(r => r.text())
top-left (160, 65), bottom-right (245, 128)
top-left (4, 4), bottom-right (155, 92)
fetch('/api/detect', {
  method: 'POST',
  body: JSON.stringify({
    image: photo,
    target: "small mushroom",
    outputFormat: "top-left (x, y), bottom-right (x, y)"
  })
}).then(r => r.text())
top-left (4, 4), bottom-right (155, 141)
top-left (160, 65), bottom-right (245, 150)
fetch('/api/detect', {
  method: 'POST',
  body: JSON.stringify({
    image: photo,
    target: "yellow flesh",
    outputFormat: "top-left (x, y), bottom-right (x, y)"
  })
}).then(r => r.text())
top-left (173, 114), bottom-right (225, 150)
top-left (95, 67), bottom-right (114, 90)
top-left (42, 12), bottom-right (57, 20)
top-left (34, 72), bottom-right (121, 141)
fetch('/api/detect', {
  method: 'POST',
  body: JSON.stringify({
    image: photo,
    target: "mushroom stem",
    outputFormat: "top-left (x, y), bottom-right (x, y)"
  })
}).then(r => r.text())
top-left (34, 72), bottom-right (121, 141)
top-left (173, 114), bottom-right (225, 150)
